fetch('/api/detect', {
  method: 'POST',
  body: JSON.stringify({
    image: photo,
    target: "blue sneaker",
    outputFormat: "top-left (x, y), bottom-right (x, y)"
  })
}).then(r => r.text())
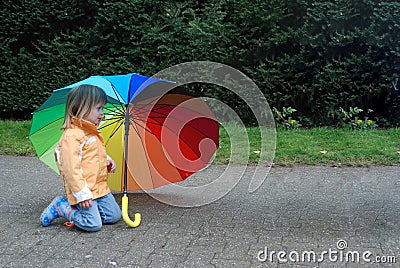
top-left (40, 196), bottom-right (71, 227)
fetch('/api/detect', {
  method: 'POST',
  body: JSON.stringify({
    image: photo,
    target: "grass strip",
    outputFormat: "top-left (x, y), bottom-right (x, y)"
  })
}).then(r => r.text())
top-left (1, 120), bottom-right (399, 166)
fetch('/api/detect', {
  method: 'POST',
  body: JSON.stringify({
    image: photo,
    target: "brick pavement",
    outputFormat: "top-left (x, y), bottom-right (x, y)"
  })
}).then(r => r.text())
top-left (0, 156), bottom-right (399, 267)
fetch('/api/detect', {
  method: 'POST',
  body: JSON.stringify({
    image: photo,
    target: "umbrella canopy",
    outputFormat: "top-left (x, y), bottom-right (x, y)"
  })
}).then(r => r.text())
top-left (29, 73), bottom-right (220, 192)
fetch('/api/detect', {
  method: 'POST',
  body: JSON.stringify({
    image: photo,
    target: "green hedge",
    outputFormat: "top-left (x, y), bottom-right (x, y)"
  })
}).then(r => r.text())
top-left (1, 0), bottom-right (399, 126)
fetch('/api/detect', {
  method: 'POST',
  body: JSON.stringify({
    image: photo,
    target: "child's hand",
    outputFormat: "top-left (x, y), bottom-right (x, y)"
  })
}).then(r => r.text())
top-left (107, 158), bottom-right (116, 173)
top-left (79, 199), bottom-right (92, 209)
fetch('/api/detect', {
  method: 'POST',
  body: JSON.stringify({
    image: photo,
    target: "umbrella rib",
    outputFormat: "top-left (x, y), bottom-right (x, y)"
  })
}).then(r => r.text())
top-left (129, 117), bottom-right (155, 135)
top-left (131, 96), bottom-right (162, 109)
top-left (131, 102), bottom-right (196, 122)
top-left (130, 105), bottom-right (215, 143)
top-left (141, 109), bottom-right (219, 160)
top-left (104, 102), bottom-right (125, 115)
top-left (100, 106), bottom-right (126, 128)
top-left (127, 120), bottom-right (156, 189)
top-left (103, 106), bottom-right (124, 114)
top-left (99, 116), bottom-right (124, 130)
top-left (29, 115), bottom-right (65, 136)
top-left (103, 120), bottom-right (125, 146)
top-left (110, 120), bottom-right (125, 139)
top-left (128, 115), bottom-right (165, 130)
top-left (132, 103), bottom-right (170, 114)
top-left (99, 108), bottom-right (127, 145)
top-left (101, 82), bottom-right (128, 123)
top-left (150, 105), bottom-right (218, 141)
top-left (99, 82), bottom-right (127, 140)
top-left (129, 101), bottom-right (218, 162)
top-left (130, 113), bottom-right (209, 172)
top-left (127, 103), bottom-right (172, 126)
top-left (108, 82), bottom-right (127, 108)
top-left (135, 106), bottom-right (216, 141)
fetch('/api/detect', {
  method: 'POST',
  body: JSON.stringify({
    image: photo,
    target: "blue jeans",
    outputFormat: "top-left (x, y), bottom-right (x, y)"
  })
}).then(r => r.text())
top-left (72, 193), bottom-right (121, 232)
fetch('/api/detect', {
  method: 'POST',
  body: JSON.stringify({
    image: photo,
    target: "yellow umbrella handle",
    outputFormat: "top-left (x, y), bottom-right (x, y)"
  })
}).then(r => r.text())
top-left (121, 195), bottom-right (141, 227)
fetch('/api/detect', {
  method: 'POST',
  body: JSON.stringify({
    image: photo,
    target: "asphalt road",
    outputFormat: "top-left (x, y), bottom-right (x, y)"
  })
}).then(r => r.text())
top-left (0, 156), bottom-right (399, 267)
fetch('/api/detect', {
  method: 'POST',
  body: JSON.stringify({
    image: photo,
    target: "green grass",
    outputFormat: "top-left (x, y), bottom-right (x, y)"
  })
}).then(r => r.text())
top-left (216, 125), bottom-right (400, 166)
top-left (0, 120), bottom-right (35, 155)
top-left (274, 128), bottom-right (400, 166)
top-left (2, 120), bottom-right (400, 166)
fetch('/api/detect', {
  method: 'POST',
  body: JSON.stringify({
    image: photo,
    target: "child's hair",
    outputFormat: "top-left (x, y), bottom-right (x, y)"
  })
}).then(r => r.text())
top-left (62, 84), bottom-right (107, 129)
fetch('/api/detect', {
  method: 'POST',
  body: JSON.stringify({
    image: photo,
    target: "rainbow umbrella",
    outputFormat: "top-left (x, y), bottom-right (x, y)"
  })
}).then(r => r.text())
top-left (29, 73), bottom-right (219, 227)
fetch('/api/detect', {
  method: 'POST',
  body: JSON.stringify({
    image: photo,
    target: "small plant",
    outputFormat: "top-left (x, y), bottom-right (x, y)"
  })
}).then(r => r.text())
top-left (339, 107), bottom-right (377, 129)
top-left (273, 107), bottom-right (302, 129)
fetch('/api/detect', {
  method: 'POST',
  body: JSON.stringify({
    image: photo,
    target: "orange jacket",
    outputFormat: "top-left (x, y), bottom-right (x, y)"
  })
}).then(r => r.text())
top-left (55, 117), bottom-right (111, 205)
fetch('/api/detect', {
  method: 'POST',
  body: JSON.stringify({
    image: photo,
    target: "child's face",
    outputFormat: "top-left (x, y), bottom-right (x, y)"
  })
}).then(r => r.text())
top-left (84, 103), bottom-right (105, 125)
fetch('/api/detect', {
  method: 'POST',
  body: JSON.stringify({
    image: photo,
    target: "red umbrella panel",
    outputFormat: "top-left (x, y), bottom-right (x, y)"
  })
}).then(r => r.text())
top-left (104, 93), bottom-right (220, 191)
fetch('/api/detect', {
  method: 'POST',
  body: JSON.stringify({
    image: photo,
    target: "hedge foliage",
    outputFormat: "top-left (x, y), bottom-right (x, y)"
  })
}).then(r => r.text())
top-left (1, 0), bottom-right (399, 126)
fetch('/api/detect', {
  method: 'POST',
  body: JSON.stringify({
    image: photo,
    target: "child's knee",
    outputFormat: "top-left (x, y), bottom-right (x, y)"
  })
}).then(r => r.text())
top-left (82, 222), bottom-right (102, 232)
top-left (105, 209), bottom-right (121, 224)
top-left (114, 208), bottom-right (122, 222)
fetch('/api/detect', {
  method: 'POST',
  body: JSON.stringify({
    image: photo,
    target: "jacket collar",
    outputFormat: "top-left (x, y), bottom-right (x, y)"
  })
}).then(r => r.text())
top-left (70, 117), bottom-right (100, 133)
